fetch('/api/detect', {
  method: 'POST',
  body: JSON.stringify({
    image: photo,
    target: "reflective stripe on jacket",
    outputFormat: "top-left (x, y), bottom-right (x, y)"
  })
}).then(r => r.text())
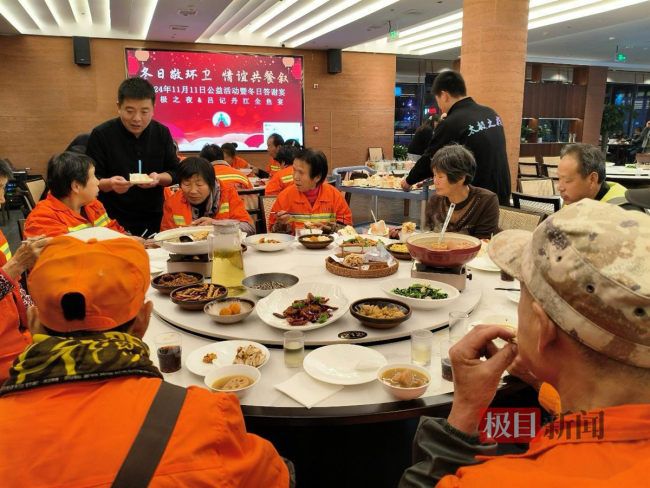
top-left (265, 166), bottom-right (294, 196)
top-left (267, 156), bottom-right (281, 176)
top-left (0, 231), bottom-right (11, 266)
top-left (212, 163), bottom-right (254, 191)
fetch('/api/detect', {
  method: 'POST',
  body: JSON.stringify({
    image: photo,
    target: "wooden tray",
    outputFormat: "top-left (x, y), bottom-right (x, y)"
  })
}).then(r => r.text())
top-left (325, 255), bottom-right (398, 279)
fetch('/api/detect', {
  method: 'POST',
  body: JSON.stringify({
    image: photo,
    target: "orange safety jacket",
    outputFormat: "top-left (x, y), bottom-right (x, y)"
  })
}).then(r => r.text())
top-left (437, 404), bottom-right (650, 487)
top-left (268, 183), bottom-right (352, 234)
top-left (267, 156), bottom-right (281, 176)
top-left (0, 231), bottom-right (32, 382)
top-left (0, 376), bottom-right (289, 486)
top-left (161, 182), bottom-right (252, 231)
top-left (212, 162), bottom-right (254, 191)
top-left (232, 156), bottom-right (250, 170)
top-left (265, 165), bottom-right (294, 196)
top-left (24, 193), bottom-right (125, 238)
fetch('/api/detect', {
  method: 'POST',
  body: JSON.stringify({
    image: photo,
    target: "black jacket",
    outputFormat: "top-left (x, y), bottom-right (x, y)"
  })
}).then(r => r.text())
top-left (406, 97), bottom-right (511, 205)
top-left (407, 126), bottom-right (433, 155)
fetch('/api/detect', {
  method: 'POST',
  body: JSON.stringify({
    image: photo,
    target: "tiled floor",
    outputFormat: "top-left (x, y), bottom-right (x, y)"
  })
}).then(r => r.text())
top-left (0, 193), bottom-right (423, 253)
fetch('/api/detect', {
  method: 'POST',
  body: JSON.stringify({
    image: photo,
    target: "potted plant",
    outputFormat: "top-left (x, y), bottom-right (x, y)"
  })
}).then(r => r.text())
top-left (537, 125), bottom-right (551, 143)
top-left (600, 104), bottom-right (626, 152)
top-left (520, 125), bottom-right (534, 142)
top-left (393, 144), bottom-right (408, 161)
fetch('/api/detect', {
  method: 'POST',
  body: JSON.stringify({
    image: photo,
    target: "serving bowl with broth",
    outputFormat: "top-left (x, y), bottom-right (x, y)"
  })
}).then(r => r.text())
top-left (204, 364), bottom-right (261, 399)
top-left (377, 363), bottom-right (431, 400)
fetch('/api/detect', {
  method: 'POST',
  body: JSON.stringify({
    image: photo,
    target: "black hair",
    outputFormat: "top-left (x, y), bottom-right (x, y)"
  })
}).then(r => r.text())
top-left (177, 156), bottom-right (216, 192)
top-left (0, 158), bottom-right (13, 181)
top-left (560, 143), bottom-right (606, 184)
top-left (173, 140), bottom-right (179, 151)
top-left (69, 145), bottom-right (87, 155)
top-left (221, 142), bottom-right (238, 158)
top-left (199, 144), bottom-right (224, 162)
top-left (295, 148), bottom-right (328, 185)
top-left (416, 115), bottom-right (440, 133)
top-left (65, 133), bottom-right (90, 152)
top-left (283, 139), bottom-right (301, 149)
top-left (430, 144), bottom-right (476, 185)
top-left (432, 70), bottom-right (467, 98)
top-left (47, 152), bottom-right (95, 199)
top-left (274, 145), bottom-right (300, 167)
top-left (268, 133), bottom-right (284, 147)
top-left (118, 78), bottom-right (156, 106)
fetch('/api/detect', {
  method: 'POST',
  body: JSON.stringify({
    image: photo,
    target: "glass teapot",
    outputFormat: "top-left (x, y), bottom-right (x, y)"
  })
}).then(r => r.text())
top-left (209, 220), bottom-right (246, 296)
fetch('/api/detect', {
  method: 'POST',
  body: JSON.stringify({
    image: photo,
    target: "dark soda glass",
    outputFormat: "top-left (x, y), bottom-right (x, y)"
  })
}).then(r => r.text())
top-left (157, 345), bottom-right (182, 373)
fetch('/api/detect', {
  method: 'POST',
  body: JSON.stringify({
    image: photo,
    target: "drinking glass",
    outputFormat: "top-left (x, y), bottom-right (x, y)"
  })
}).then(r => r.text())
top-left (284, 331), bottom-right (305, 368)
top-left (411, 329), bottom-right (433, 366)
top-left (155, 332), bottom-right (182, 373)
top-left (440, 339), bottom-right (453, 382)
top-left (449, 311), bottom-right (469, 342)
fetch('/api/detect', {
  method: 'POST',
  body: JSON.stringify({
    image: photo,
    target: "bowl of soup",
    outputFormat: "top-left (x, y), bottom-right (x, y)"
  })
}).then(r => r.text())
top-left (377, 363), bottom-right (431, 400)
top-left (204, 364), bottom-right (261, 399)
top-left (406, 232), bottom-right (481, 268)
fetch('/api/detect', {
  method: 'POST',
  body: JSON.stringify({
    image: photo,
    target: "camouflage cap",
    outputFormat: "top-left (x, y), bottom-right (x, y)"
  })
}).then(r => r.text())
top-left (488, 199), bottom-right (650, 368)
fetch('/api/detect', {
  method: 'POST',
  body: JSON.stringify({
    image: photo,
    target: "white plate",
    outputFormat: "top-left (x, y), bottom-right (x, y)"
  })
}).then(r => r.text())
top-left (246, 233), bottom-right (295, 252)
top-left (256, 282), bottom-right (349, 331)
top-left (380, 278), bottom-right (460, 310)
top-left (303, 345), bottom-right (388, 385)
top-left (468, 256), bottom-right (500, 272)
top-left (156, 226), bottom-right (213, 255)
top-left (186, 340), bottom-right (270, 376)
top-left (505, 290), bottom-right (521, 304)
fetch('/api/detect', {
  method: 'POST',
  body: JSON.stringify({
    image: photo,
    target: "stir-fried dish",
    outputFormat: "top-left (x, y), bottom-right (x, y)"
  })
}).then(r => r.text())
top-left (273, 293), bottom-right (338, 326)
top-left (391, 284), bottom-right (449, 300)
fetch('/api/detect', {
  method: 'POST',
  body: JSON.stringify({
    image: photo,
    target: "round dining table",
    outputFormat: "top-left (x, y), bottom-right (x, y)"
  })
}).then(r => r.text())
top-left (144, 239), bottom-right (526, 427)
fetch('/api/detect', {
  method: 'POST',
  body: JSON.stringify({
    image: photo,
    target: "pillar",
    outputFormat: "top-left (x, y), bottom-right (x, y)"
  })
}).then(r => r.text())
top-left (574, 66), bottom-right (608, 146)
top-left (460, 0), bottom-right (530, 192)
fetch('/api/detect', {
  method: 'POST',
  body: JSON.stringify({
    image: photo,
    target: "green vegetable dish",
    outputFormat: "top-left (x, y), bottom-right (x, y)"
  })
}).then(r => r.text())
top-left (391, 284), bottom-right (449, 300)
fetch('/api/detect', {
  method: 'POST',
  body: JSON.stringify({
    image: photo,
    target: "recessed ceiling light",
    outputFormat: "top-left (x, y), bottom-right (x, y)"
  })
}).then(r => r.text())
top-left (609, 37), bottom-right (615, 40)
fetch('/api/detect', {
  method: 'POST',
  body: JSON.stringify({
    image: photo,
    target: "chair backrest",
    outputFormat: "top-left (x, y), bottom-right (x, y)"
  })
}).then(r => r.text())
top-left (260, 195), bottom-right (277, 232)
top-left (519, 157), bottom-right (537, 163)
top-left (16, 188), bottom-right (35, 211)
top-left (17, 219), bottom-right (26, 241)
top-left (368, 147), bottom-right (383, 161)
top-left (551, 177), bottom-right (561, 195)
top-left (636, 153), bottom-right (650, 167)
top-left (543, 164), bottom-right (559, 178)
top-left (498, 206), bottom-right (546, 232)
top-left (512, 192), bottom-right (562, 215)
top-left (518, 177), bottom-right (554, 196)
top-left (518, 162), bottom-right (540, 177)
top-left (542, 156), bottom-right (561, 165)
top-left (25, 177), bottom-right (46, 203)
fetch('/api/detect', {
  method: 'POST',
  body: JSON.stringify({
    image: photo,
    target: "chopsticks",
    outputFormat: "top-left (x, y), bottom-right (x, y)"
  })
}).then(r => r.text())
top-left (495, 288), bottom-right (520, 291)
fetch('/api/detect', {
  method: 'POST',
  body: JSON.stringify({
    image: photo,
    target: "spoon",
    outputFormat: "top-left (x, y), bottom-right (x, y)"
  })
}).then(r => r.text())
top-left (438, 203), bottom-right (456, 244)
top-left (355, 360), bottom-right (385, 371)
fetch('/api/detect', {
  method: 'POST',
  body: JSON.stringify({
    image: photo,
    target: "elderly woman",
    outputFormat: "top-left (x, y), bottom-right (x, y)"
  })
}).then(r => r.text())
top-left (161, 156), bottom-right (255, 235)
top-left (269, 148), bottom-right (352, 234)
top-left (0, 158), bottom-right (50, 381)
top-left (199, 144), bottom-right (253, 191)
top-left (264, 143), bottom-right (300, 196)
top-left (423, 144), bottom-right (499, 240)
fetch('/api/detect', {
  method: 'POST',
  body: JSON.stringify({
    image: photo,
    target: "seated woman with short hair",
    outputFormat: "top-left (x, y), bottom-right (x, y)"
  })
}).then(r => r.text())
top-left (423, 144), bottom-right (499, 240)
top-left (269, 148), bottom-right (352, 234)
top-left (161, 156), bottom-right (255, 235)
top-left (24, 152), bottom-right (126, 238)
top-left (200, 144), bottom-right (253, 191)
top-left (264, 144), bottom-right (299, 196)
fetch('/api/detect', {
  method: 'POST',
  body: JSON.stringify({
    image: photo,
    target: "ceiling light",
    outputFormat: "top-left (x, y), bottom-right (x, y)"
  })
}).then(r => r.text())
top-left (44, 0), bottom-right (65, 26)
top-left (0, 3), bottom-right (27, 32)
top-left (406, 31), bottom-right (462, 51)
top-left (265, 0), bottom-right (329, 37)
top-left (69, 0), bottom-right (92, 25)
top-left (17, 0), bottom-right (45, 29)
top-left (247, 0), bottom-right (299, 33)
top-left (287, 0), bottom-right (399, 47)
top-left (279, 0), bottom-right (360, 42)
top-left (414, 39), bottom-right (462, 56)
top-left (609, 36), bottom-right (615, 40)
top-left (528, 0), bottom-right (650, 30)
top-left (398, 11), bottom-right (462, 39)
top-left (396, 21), bottom-right (462, 47)
top-left (140, 0), bottom-right (159, 39)
top-left (529, 0), bottom-right (560, 6)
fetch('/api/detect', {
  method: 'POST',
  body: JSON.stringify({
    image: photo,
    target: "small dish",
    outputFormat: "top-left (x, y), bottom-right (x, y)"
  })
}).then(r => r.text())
top-left (170, 283), bottom-right (228, 311)
top-left (349, 298), bottom-right (411, 329)
top-left (241, 273), bottom-right (300, 298)
top-left (186, 340), bottom-right (270, 376)
top-left (245, 233), bottom-right (295, 252)
top-left (386, 243), bottom-right (411, 260)
top-left (380, 278), bottom-right (460, 310)
top-left (377, 363), bottom-right (431, 400)
top-left (298, 234), bottom-right (335, 249)
top-left (151, 272), bottom-right (203, 295)
top-left (303, 345), bottom-right (387, 385)
top-left (204, 297), bottom-right (256, 324)
top-left (204, 364), bottom-right (261, 399)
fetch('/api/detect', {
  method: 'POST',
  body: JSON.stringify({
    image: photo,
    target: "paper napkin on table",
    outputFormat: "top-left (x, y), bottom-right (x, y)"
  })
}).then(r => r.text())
top-left (274, 372), bottom-right (343, 409)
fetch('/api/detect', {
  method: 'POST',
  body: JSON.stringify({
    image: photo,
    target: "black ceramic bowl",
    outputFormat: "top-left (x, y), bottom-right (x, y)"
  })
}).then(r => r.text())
top-left (151, 272), bottom-right (204, 295)
top-left (170, 283), bottom-right (228, 311)
top-left (349, 297), bottom-right (412, 329)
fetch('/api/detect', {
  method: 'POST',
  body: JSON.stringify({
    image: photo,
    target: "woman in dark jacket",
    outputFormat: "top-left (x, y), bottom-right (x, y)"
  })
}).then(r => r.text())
top-left (407, 116), bottom-right (439, 161)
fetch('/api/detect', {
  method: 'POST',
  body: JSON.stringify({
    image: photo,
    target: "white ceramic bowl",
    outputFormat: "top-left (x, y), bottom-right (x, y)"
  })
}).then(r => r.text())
top-left (204, 364), bottom-right (261, 399)
top-left (245, 233), bottom-right (295, 252)
top-left (155, 226), bottom-right (213, 255)
top-left (204, 298), bottom-right (256, 324)
top-left (379, 278), bottom-right (460, 310)
top-left (377, 363), bottom-right (431, 400)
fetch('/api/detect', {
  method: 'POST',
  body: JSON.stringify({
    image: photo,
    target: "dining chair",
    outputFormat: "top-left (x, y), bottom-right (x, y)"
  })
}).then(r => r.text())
top-left (518, 162), bottom-right (541, 177)
top-left (542, 163), bottom-right (559, 178)
top-left (519, 157), bottom-right (537, 163)
top-left (260, 195), bottom-right (277, 232)
top-left (0, 202), bottom-right (9, 226)
top-left (498, 206), bottom-right (546, 232)
top-left (542, 156), bottom-right (561, 165)
top-left (517, 177), bottom-right (554, 196)
top-left (368, 147), bottom-right (383, 161)
top-left (512, 192), bottom-right (562, 216)
top-left (24, 177), bottom-right (46, 203)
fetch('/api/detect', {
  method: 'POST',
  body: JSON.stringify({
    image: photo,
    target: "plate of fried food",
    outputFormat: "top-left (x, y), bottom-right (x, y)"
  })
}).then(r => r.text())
top-left (298, 234), bottom-right (335, 249)
top-left (245, 233), bottom-right (295, 252)
top-left (256, 282), bottom-right (349, 331)
top-left (349, 297), bottom-right (412, 329)
top-left (170, 283), bottom-right (227, 310)
top-left (386, 242), bottom-right (412, 260)
top-left (151, 272), bottom-right (204, 295)
top-left (186, 340), bottom-right (270, 376)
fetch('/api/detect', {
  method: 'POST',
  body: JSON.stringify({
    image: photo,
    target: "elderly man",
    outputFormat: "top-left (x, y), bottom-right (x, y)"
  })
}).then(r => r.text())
top-left (400, 199), bottom-right (650, 487)
top-left (0, 228), bottom-right (290, 487)
top-left (556, 142), bottom-right (640, 210)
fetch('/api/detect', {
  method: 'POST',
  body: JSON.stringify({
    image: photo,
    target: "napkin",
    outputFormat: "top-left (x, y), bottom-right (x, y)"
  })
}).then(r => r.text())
top-left (274, 372), bottom-right (343, 408)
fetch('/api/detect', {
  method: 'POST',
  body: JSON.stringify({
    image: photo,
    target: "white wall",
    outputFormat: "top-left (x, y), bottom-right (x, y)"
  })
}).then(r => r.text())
top-left (606, 70), bottom-right (650, 84)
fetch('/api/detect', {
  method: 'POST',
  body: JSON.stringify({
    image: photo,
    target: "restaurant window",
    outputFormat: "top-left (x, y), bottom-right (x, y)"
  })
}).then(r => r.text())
top-left (394, 83), bottom-right (421, 145)
top-left (538, 119), bottom-right (575, 143)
